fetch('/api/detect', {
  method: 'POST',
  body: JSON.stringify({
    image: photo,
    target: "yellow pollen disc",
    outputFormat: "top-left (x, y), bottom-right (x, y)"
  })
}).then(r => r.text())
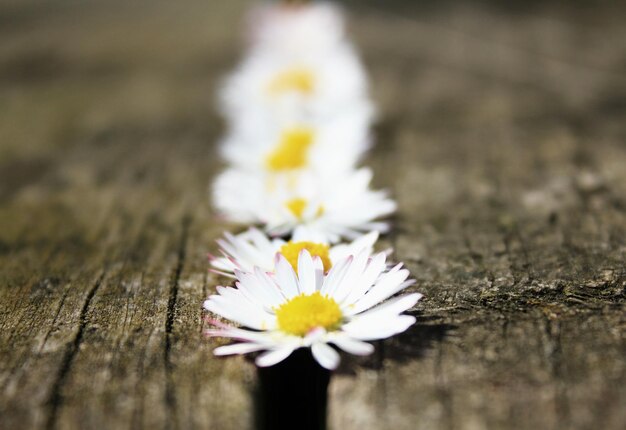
top-left (285, 197), bottom-right (307, 220)
top-left (268, 68), bottom-right (315, 95)
top-left (285, 198), bottom-right (325, 221)
top-left (265, 127), bottom-right (314, 171)
top-left (279, 241), bottom-right (332, 273)
top-left (275, 292), bottom-right (342, 337)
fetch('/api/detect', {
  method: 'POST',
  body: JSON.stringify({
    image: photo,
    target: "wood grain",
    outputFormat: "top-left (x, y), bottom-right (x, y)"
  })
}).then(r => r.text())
top-left (0, 1), bottom-right (624, 429)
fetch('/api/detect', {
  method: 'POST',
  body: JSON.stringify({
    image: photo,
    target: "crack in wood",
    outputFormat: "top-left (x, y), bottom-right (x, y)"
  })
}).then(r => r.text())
top-left (37, 289), bottom-right (69, 354)
top-left (542, 316), bottom-right (572, 427)
top-left (44, 271), bottom-right (106, 430)
top-left (164, 215), bottom-right (191, 430)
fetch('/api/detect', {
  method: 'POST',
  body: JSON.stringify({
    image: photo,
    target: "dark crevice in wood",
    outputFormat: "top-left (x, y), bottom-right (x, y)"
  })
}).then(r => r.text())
top-left (164, 215), bottom-right (191, 430)
top-left (44, 271), bottom-right (106, 430)
top-left (434, 340), bottom-right (454, 430)
top-left (500, 223), bottom-right (535, 288)
top-left (542, 316), bottom-right (571, 427)
top-left (130, 272), bottom-right (147, 430)
top-left (37, 289), bottom-right (69, 354)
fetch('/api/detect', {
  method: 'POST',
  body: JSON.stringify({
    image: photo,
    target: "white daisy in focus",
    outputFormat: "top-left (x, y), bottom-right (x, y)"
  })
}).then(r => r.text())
top-left (204, 249), bottom-right (422, 369)
top-left (220, 108), bottom-right (371, 175)
top-left (219, 42), bottom-right (372, 125)
top-left (212, 167), bottom-right (396, 244)
top-left (210, 228), bottom-right (381, 278)
top-left (247, 1), bottom-right (347, 57)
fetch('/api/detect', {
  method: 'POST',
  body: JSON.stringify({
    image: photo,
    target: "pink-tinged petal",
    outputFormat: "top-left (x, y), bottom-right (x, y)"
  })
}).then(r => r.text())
top-left (312, 255), bottom-right (324, 273)
top-left (204, 326), bottom-right (273, 344)
top-left (214, 343), bottom-right (268, 356)
top-left (303, 327), bottom-right (326, 345)
top-left (209, 268), bottom-right (237, 279)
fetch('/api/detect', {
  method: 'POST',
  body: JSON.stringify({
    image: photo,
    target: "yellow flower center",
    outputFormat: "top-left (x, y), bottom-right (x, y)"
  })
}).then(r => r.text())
top-left (284, 198), bottom-right (324, 220)
top-left (285, 197), bottom-right (307, 219)
top-left (268, 68), bottom-right (315, 95)
top-left (265, 127), bottom-right (314, 171)
top-left (275, 292), bottom-right (342, 336)
top-left (279, 241), bottom-right (332, 273)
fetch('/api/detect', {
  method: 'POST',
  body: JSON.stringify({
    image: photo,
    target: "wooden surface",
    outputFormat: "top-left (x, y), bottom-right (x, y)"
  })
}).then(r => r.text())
top-left (0, 1), bottom-right (624, 429)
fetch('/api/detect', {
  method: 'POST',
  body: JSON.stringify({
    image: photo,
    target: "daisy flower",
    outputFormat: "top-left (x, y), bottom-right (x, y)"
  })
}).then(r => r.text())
top-left (218, 41), bottom-right (372, 125)
top-left (212, 167), bottom-right (396, 243)
top-left (219, 107), bottom-right (372, 176)
top-left (210, 228), bottom-right (381, 278)
top-left (204, 249), bottom-right (422, 369)
top-left (247, 1), bottom-right (347, 58)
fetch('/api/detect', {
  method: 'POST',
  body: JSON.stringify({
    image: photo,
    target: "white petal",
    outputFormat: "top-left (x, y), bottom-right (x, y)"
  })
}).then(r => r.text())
top-left (292, 225), bottom-right (329, 243)
top-left (234, 237), bottom-right (271, 269)
top-left (313, 257), bottom-right (325, 291)
top-left (297, 250), bottom-right (317, 295)
top-left (236, 270), bottom-right (283, 309)
top-left (205, 326), bottom-right (274, 344)
top-left (248, 228), bottom-right (278, 255)
top-left (210, 256), bottom-right (237, 273)
top-left (312, 255), bottom-right (324, 272)
top-left (348, 270), bottom-right (413, 315)
top-left (331, 248), bottom-right (370, 303)
top-left (204, 294), bottom-right (275, 330)
top-left (320, 255), bottom-right (352, 296)
top-left (255, 346), bottom-right (296, 367)
top-left (214, 343), bottom-right (268, 356)
top-left (329, 335), bottom-right (374, 356)
top-left (311, 343), bottom-right (341, 370)
top-left (216, 237), bottom-right (245, 263)
top-left (329, 230), bottom-right (378, 263)
top-left (253, 267), bottom-right (287, 304)
top-left (341, 252), bottom-right (387, 306)
top-left (354, 293), bottom-right (422, 320)
top-left (303, 327), bottom-right (327, 346)
top-left (224, 232), bottom-right (259, 267)
top-left (274, 253), bottom-right (300, 297)
top-left (342, 315), bottom-right (416, 341)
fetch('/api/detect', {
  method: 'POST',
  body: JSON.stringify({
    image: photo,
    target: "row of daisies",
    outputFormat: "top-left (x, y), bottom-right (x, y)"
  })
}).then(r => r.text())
top-left (204, 2), bottom-right (422, 370)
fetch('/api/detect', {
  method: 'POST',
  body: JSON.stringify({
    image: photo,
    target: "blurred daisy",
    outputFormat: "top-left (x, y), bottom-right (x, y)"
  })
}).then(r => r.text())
top-left (212, 167), bottom-right (396, 243)
top-left (219, 42), bottom-right (372, 125)
top-left (247, 1), bottom-right (347, 57)
top-left (220, 108), bottom-right (371, 175)
top-left (204, 249), bottom-right (421, 369)
top-left (210, 228), bottom-right (380, 277)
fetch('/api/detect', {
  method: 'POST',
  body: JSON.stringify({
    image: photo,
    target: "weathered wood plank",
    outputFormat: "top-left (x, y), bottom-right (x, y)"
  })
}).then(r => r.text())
top-left (0, 2), bottom-right (251, 429)
top-left (328, 3), bottom-right (625, 429)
